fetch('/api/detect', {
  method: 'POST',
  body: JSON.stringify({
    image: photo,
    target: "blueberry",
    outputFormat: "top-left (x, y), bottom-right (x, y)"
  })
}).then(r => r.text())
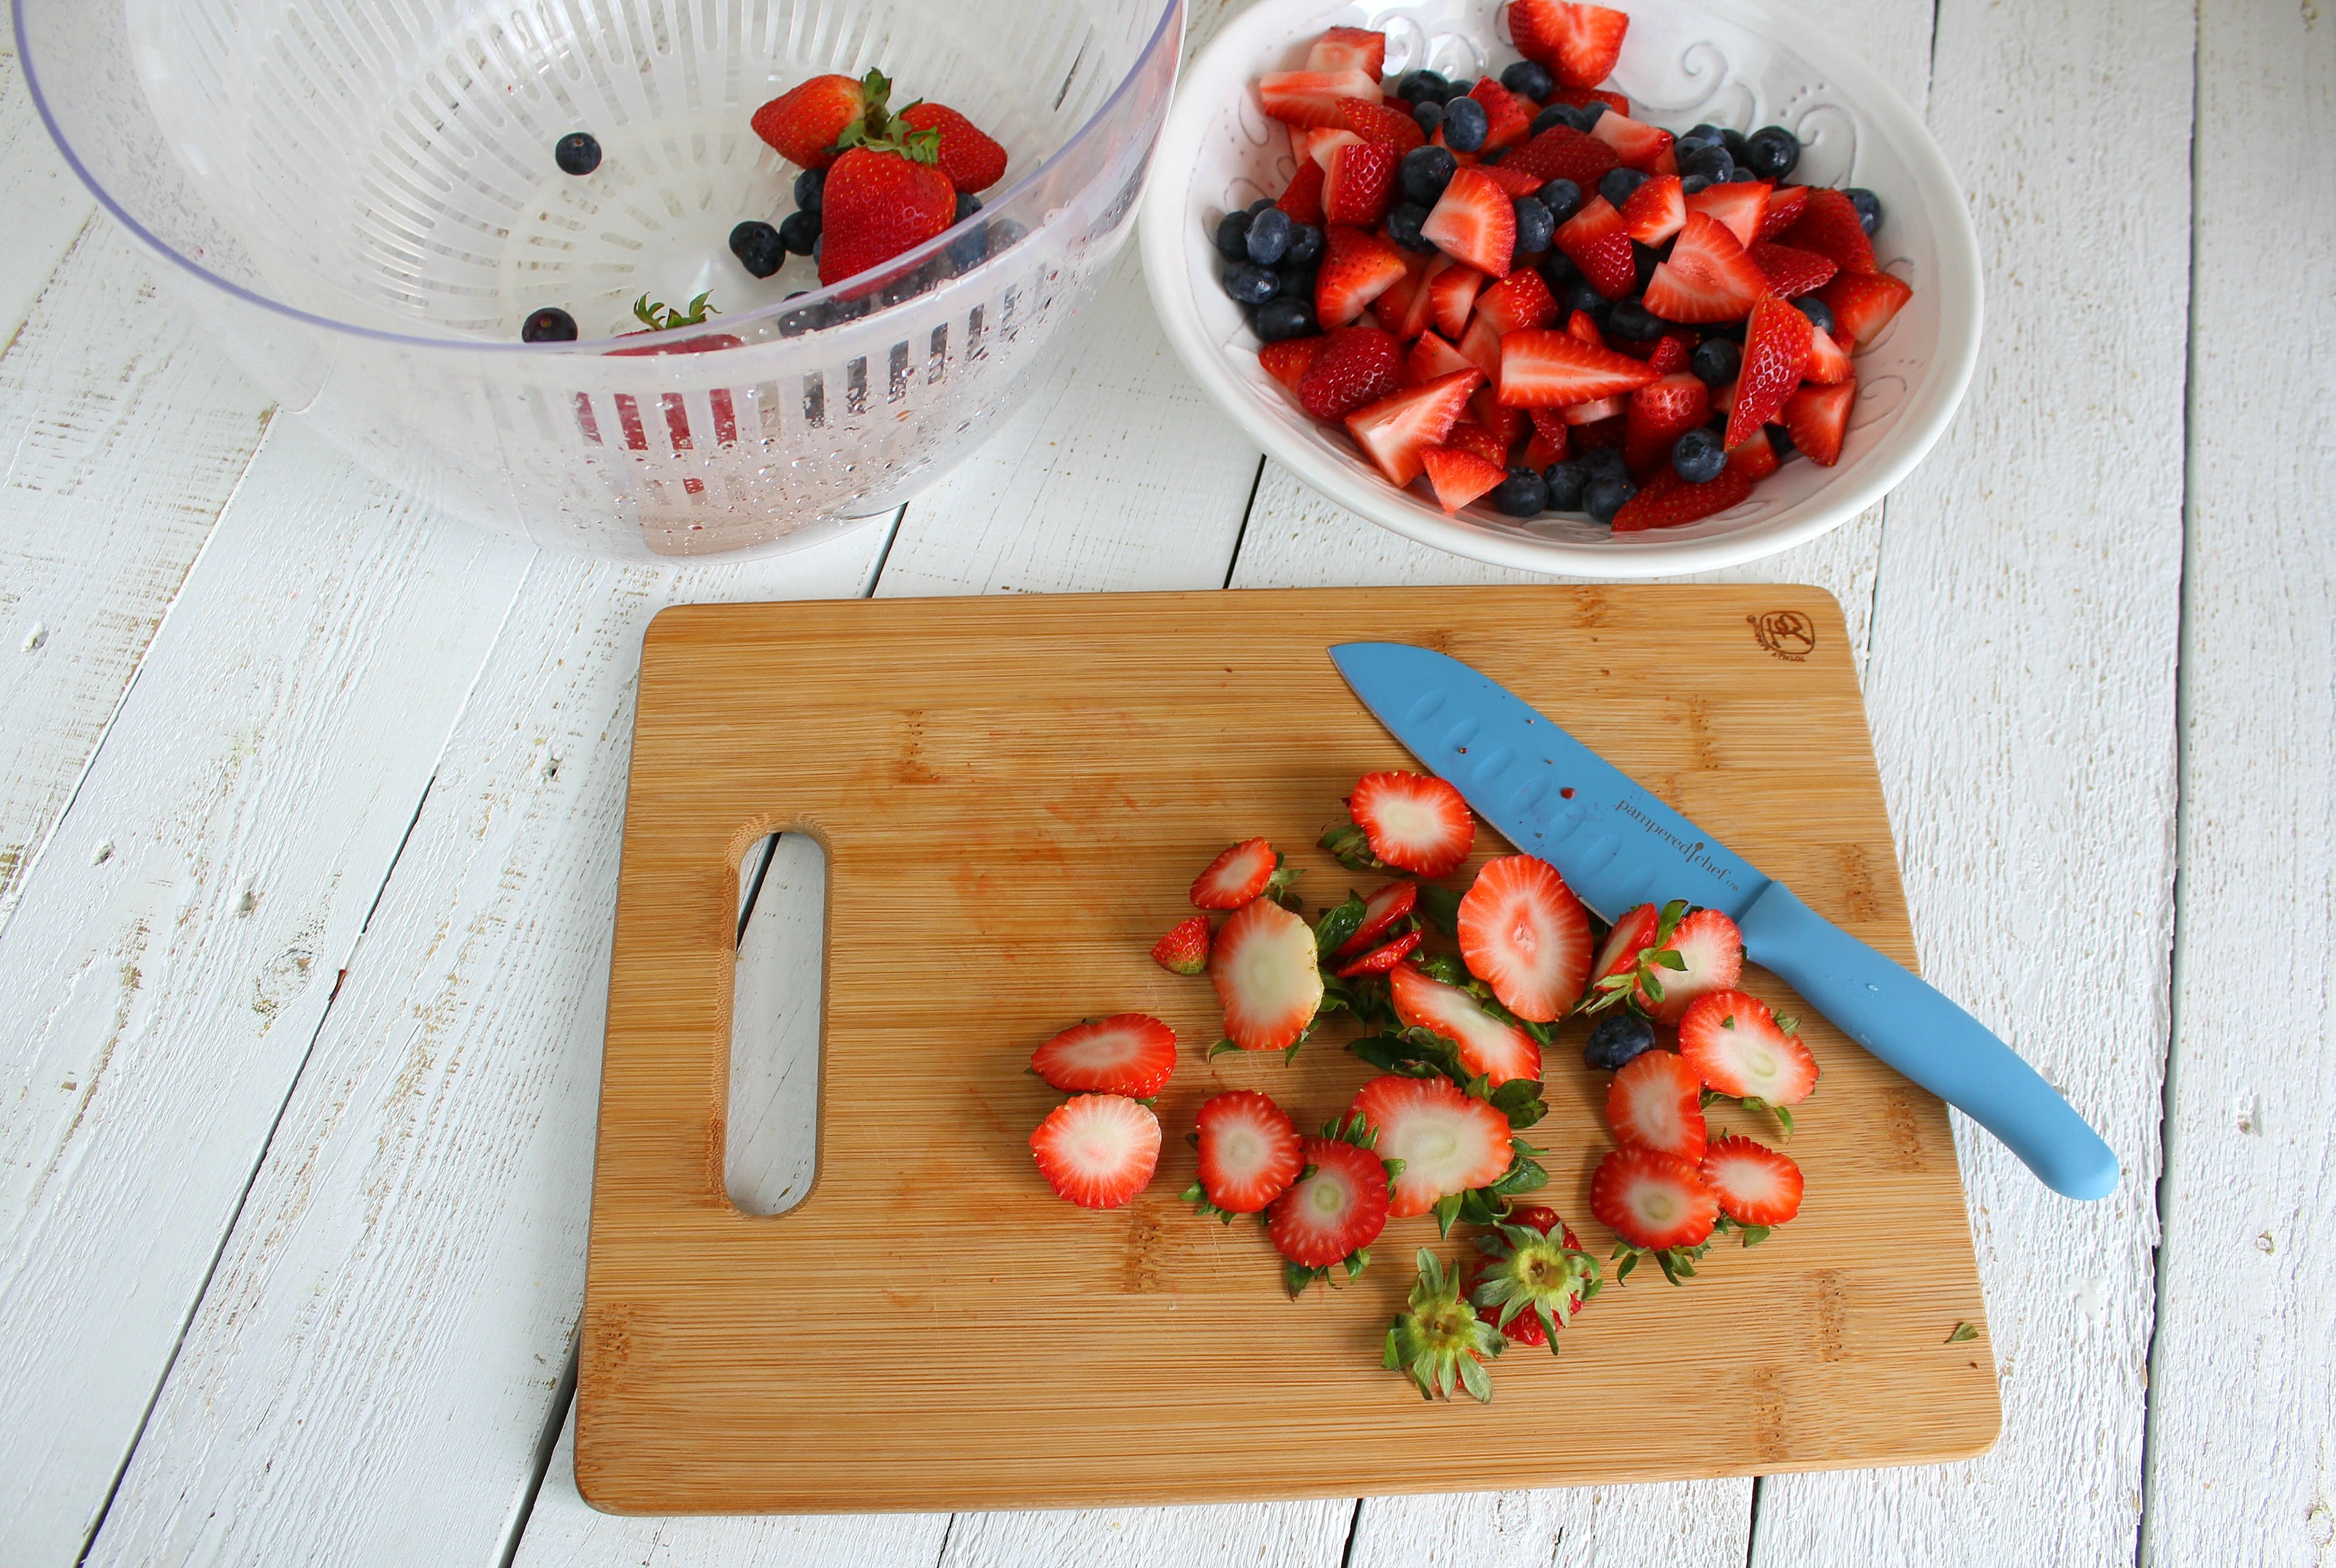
top-left (1583, 474), bottom-right (1636, 524)
top-left (1387, 201), bottom-right (1434, 252)
top-left (1224, 263), bottom-right (1279, 306)
top-left (1704, 316), bottom-right (1748, 344)
top-left (728, 219), bottom-right (786, 279)
top-left (1845, 187), bottom-right (1883, 235)
top-left (1531, 104), bottom-right (1580, 137)
top-left (1254, 296), bottom-right (1316, 341)
top-left (1245, 206), bottom-right (1292, 266)
top-left (1400, 145), bottom-right (1458, 206)
top-left (1501, 60), bottom-right (1556, 100)
top-left (1542, 458), bottom-right (1590, 511)
top-left (1437, 77), bottom-right (1475, 104)
top-left (1676, 123), bottom-right (1726, 155)
top-left (1598, 166), bottom-right (1648, 208)
top-left (1691, 337), bottom-right (1742, 388)
top-left (1680, 172), bottom-right (1714, 196)
top-left (1538, 177), bottom-right (1583, 223)
top-left (947, 215), bottom-right (989, 271)
top-left (777, 291), bottom-right (818, 338)
top-left (1583, 1011), bottom-right (1658, 1071)
top-left (1607, 299), bottom-right (1663, 341)
top-left (1396, 69), bottom-right (1451, 105)
top-left (794, 167), bottom-right (825, 215)
top-left (812, 234), bottom-right (823, 266)
top-left (1583, 446), bottom-right (1630, 484)
top-left (1493, 466), bottom-right (1549, 516)
top-left (1743, 126), bottom-right (1800, 179)
top-left (1721, 128), bottom-right (1752, 162)
top-left (1632, 240), bottom-right (1661, 292)
top-left (553, 131), bottom-right (602, 176)
top-left (1562, 278), bottom-right (1610, 318)
top-left (1413, 99), bottom-right (1445, 137)
top-left (1572, 98), bottom-right (1609, 129)
top-left (1442, 95), bottom-right (1489, 153)
top-left (1276, 269), bottom-right (1315, 301)
top-left (778, 209), bottom-right (821, 255)
top-left (1764, 423), bottom-right (1798, 464)
top-left (1215, 209), bottom-right (1253, 262)
top-left (520, 306), bottom-right (577, 342)
top-left (1512, 196), bottom-right (1555, 255)
top-left (1248, 196), bottom-right (1279, 215)
top-left (1793, 294), bottom-right (1837, 337)
top-left (1283, 222), bottom-right (1324, 267)
top-left (1671, 426), bottom-right (1728, 483)
top-left (1727, 166), bottom-right (1763, 183)
top-left (1681, 146), bottom-right (1734, 183)
top-left (955, 192), bottom-right (983, 222)
top-left (1540, 249), bottom-right (1580, 292)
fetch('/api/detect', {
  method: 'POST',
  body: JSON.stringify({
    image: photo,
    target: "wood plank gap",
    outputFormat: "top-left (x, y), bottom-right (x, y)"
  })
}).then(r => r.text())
top-left (497, 1349), bottom-right (581, 1568)
top-left (1221, 452), bottom-right (1268, 591)
top-left (1337, 1498), bottom-right (1363, 1568)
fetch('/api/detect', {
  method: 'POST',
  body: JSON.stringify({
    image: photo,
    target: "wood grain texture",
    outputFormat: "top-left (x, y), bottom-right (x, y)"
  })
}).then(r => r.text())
top-left (1748, 0), bottom-right (2191, 1561)
top-left (577, 585), bottom-right (1994, 1513)
top-left (2139, 3), bottom-right (2336, 1564)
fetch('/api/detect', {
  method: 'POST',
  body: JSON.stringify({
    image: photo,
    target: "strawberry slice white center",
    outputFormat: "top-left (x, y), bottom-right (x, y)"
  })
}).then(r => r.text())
top-left (1210, 898), bottom-right (1325, 1051)
top-left (1388, 962), bottom-right (1540, 1085)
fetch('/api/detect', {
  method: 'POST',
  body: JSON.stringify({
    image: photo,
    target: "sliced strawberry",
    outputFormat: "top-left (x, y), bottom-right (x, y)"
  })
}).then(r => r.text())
top-left (1780, 378), bottom-right (1855, 466)
top-left (1590, 1145), bottom-right (1718, 1250)
top-left (1802, 323), bottom-right (1853, 384)
top-left (1190, 836), bottom-right (1283, 908)
top-left (1403, 330), bottom-right (1476, 386)
top-left (1030, 1094), bottom-right (1161, 1209)
top-left (1333, 928), bottom-right (1423, 977)
top-left (1474, 268), bottom-right (1557, 337)
top-left (1551, 195), bottom-right (1636, 299)
top-left (1726, 429), bottom-right (1780, 480)
top-left (1345, 367), bottom-right (1483, 485)
top-left (1277, 157), bottom-right (1327, 226)
top-left (1350, 1075), bottom-right (1513, 1218)
top-left (1344, 769), bottom-right (1475, 875)
top-left (1564, 307), bottom-right (1606, 347)
top-left (1388, 961), bottom-right (1542, 1085)
top-left (1427, 263), bottom-right (1486, 339)
top-left (1510, 0), bottom-right (1631, 88)
top-left (1268, 1135), bottom-right (1391, 1270)
top-left (1622, 372), bottom-right (1711, 478)
top-left (1372, 258), bottom-right (1434, 342)
top-left (1756, 182), bottom-right (1810, 239)
top-left (1684, 182), bottom-right (1767, 246)
top-left (1459, 312), bottom-right (1507, 393)
top-left (1563, 395), bottom-right (1627, 425)
top-left (1748, 240), bottom-right (1837, 298)
top-left (1605, 1050), bottom-right (1707, 1159)
top-left (1610, 465), bottom-right (1754, 531)
top-left (1678, 989), bottom-right (1821, 1104)
top-left (1323, 137), bottom-right (1398, 225)
top-left (1592, 904), bottom-right (1659, 986)
top-left (1307, 26), bottom-right (1388, 78)
top-left (1210, 896), bottom-right (1324, 1052)
top-left (1642, 211), bottom-right (1770, 324)
top-left (1466, 1206), bottom-right (1589, 1348)
top-left (1619, 173), bottom-right (1686, 245)
top-left (1640, 907), bottom-right (1745, 1023)
top-left (1257, 69), bottom-right (1383, 128)
top-left (1150, 914), bottom-right (1212, 976)
top-left (1334, 97), bottom-right (1426, 155)
top-left (1316, 224), bottom-right (1410, 327)
top-left (1647, 332), bottom-right (1695, 374)
top-left (1698, 1135), bottom-right (1805, 1227)
top-left (1191, 1089), bottom-right (1305, 1213)
top-left (1440, 420), bottom-right (1509, 472)
top-left (1031, 1013), bottom-right (1177, 1099)
top-left (1591, 112), bottom-right (1673, 174)
top-left (1474, 162), bottom-right (1550, 197)
top-left (1467, 77), bottom-right (1536, 153)
top-left (1815, 270), bottom-right (1914, 347)
top-left (1421, 444), bottom-right (1505, 512)
top-left (1496, 328), bottom-right (1659, 407)
top-left (1724, 297), bottom-right (1815, 447)
top-left (1421, 167), bottom-right (1516, 277)
top-left (1259, 336), bottom-right (1324, 393)
top-left (1456, 854), bottom-right (1591, 1021)
top-left (1498, 125), bottom-right (1619, 188)
top-left (1297, 324), bottom-right (1405, 421)
top-left (1778, 187), bottom-right (1878, 274)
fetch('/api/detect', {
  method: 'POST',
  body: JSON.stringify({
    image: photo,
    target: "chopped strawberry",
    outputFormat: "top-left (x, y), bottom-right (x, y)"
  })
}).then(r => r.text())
top-left (1495, 328), bottom-right (1659, 407)
top-left (1456, 854), bottom-right (1591, 1021)
top-left (1341, 769), bottom-right (1475, 875)
top-left (1297, 325), bottom-right (1404, 420)
top-left (1190, 1089), bottom-right (1305, 1213)
top-left (1780, 378), bottom-right (1855, 466)
top-left (1030, 1094), bottom-right (1161, 1210)
top-left (1698, 1135), bottom-right (1805, 1227)
top-left (1350, 1075), bottom-right (1514, 1218)
top-left (1527, 404), bottom-right (1572, 460)
top-left (1459, 313), bottom-right (1507, 392)
top-left (1473, 267), bottom-right (1558, 335)
top-left (1371, 250), bottom-right (1432, 339)
top-left (1323, 137), bottom-right (1398, 225)
top-left (1640, 907), bottom-right (1745, 1023)
top-left (1524, 429), bottom-right (1567, 469)
top-left (1647, 333), bottom-right (1694, 374)
top-left (1267, 1135), bottom-right (1390, 1270)
top-left (1724, 297), bottom-right (1815, 447)
top-left (1726, 429), bottom-right (1780, 480)
top-left (1421, 166), bottom-right (1516, 277)
top-left (1509, 0), bottom-right (1631, 88)
top-left (1307, 26), bottom-right (1388, 78)
top-left (1622, 372), bottom-right (1711, 478)
top-left (1421, 445), bottom-right (1505, 512)
top-left (1030, 1013), bottom-right (1178, 1098)
top-left (1590, 1145), bottom-right (1718, 1250)
top-left (1333, 928), bottom-right (1423, 976)
top-left (1150, 915), bottom-right (1212, 975)
top-left (1609, 464), bottom-right (1753, 531)
top-left (1564, 307), bottom-right (1606, 347)
top-left (1641, 211), bottom-right (1769, 323)
top-left (1427, 264), bottom-right (1486, 339)
top-left (1748, 240), bottom-right (1837, 298)
top-left (1564, 395), bottom-right (1627, 425)
top-left (1210, 896), bottom-right (1325, 1052)
top-left (1256, 69), bottom-right (1383, 128)
top-left (1403, 330), bottom-right (1476, 385)
top-left (1345, 367), bottom-right (1483, 485)
top-left (1335, 97), bottom-right (1427, 155)
top-left (1467, 77), bottom-right (1537, 153)
top-left (1278, 158), bottom-right (1326, 225)
top-left (1388, 961), bottom-right (1542, 1085)
top-left (1778, 187), bottom-right (1878, 274)
top-left (1551, 85), bottom-right (1631, 115)
top-left (1684, 182), bottom-right (1767, 246)
top-left (1440, 420), bottom-right (1509, 472)
top-left (1591, 903), bottom-right (1659, 985)
top-left (1553, 195), bottom-right (1636, 299)
top-left (1259, 336), bottom-right (1323, 392)
top-left (1678, 989), bottom-right (1821, 1104)
top-left (1316, 225), bottom-right (1410, 326)
top-left (1499, 124), bottom-right (1619, 188)
top-left (1619, 173), bottom-right (1686, 245)
top-left (1591, 112), bottom-right (1673, 174)
top-left (1474, 161), bottom-right (1550, 197)
top-left (1802, 323), bottom-right (1853, 384)
top-left (1815, 270), bottom-right (1913, 347)
top-left (1190, 836), bottom-right (1285, 908)
top-left (1467, 1205), bottom-right (1591, 1348)
top-left (750, 72), bottom-right (868, 169)
top-left (1756, 182), bottom-right (1810, 239)
top-left (897, 102), bottom-right (1008, 193)
top-left (1472, 386), bottom-right (1528, 452)
top-left (1605, 1050), bottom-right (1707, 1159)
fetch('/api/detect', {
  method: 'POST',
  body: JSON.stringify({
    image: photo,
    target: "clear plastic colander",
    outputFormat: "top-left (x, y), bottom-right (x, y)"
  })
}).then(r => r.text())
top-left (18, 0), bottom-right (1181, 559)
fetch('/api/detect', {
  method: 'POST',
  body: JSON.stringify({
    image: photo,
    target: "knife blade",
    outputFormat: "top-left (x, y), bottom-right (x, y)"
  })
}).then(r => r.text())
top-left (1329, 640), bottom-right (2119, 1202)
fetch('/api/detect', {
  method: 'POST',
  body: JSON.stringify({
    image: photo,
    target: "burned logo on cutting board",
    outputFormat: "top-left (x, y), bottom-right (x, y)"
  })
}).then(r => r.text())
top-left (1748, 609), bottom-right (1816, 662)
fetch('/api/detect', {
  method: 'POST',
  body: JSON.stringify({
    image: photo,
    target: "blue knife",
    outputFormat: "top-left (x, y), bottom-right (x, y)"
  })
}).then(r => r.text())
top-left (1330, 641), bottom-right (2118, 1202)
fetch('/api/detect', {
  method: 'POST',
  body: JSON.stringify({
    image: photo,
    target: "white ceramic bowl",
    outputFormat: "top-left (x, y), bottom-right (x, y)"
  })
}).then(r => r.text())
top-left (1139, 0), bottom-right (1981, 577)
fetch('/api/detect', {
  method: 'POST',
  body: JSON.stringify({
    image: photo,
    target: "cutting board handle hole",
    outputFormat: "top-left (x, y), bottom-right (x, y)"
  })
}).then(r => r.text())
top-left (726, 831), bottom-right (825, 1216)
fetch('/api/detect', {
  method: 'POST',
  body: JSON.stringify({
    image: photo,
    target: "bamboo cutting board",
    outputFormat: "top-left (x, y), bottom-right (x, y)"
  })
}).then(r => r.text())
top-left (577, 584), bottom-right (1999, 1515)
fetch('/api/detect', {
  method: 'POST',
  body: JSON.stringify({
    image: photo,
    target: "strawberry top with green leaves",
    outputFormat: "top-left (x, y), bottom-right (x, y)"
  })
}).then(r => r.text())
top-left (1349, 1075), bottom-right (1513, 1218)
top-left (1337, 769), bottom-right (1475, 876)
top-left (1029, 1094), bottom-right (1161, 1210)
top-left (1029, 1014), bottom-right (1177, 1099)
top-left (1699, 1134), bottom-right (1805, 1227)
top-left (1267, 1134), bottom-right (1391, 1270)
top-left (1189, 1089), bottom-right (1305, 1214)
top-left (1189, 837), bottom-right (1288, 909)
top-left (817, 142), bottom-right (957, 286)
top-left (1209, 895), bottom-right (1325, 1052)
top-left (1385, 1248), bottom-right (1503, 1403)
top-left (1456, 854), bottom-right (1591, 1021)
top-left (1605, 1048), bottom-right (1707, 1161)
top-left (1387, 960), bottom-right (1542, 1086)
top-left (1467, 1208), bottom-right (1595, 1349)
top-left (1678, 988), bottom-right (1821, 1104)
top-left (1590, 1144), bottom-right (1718, 1251)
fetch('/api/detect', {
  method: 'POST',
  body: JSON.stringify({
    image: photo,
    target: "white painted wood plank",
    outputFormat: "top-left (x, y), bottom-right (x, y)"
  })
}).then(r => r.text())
top-left (0, 420), bottom-right (530, 1565)
top-left (728, 831), bottom-right (826, 1215)
top-left (1348, 1484), bottom-right (1750, 1568)
top-left (941, 1500), bottom-right (1356, 1568)
top-left (2137, 4), bottom-right (2336, 1564)
top-left (1750, 0), bottom-right (2192, 1561)
top-left (0, 42), bottom-right (100, 347)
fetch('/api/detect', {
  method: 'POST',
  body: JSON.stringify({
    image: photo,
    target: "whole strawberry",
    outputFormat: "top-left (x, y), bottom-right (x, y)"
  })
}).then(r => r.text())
top-left (818, 142), bottom-right (957, 285)
top-left (751, 72), bottom-right (872, 169)
top-left (898, 102), bottom-right (1008, 193)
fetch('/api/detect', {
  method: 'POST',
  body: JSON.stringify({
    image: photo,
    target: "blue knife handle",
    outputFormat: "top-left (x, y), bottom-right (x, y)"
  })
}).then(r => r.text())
top-left (1735, 881), bottom-right (2119, 1201)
